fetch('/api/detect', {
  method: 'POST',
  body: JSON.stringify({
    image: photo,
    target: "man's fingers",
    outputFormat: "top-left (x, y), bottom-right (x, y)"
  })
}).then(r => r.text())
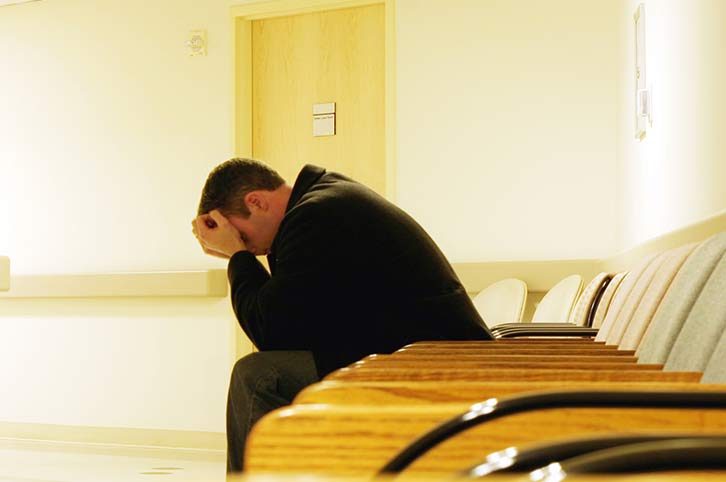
top-left (207, 210), bottom-right (228, 227)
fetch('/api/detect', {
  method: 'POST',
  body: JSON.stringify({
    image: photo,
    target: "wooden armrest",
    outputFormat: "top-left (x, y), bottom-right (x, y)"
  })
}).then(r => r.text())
top-left (396, 347), bottom-right (635, 356)
top-left (246, 394), bottom-right (726, 474)
top-left (383, 354), bottom-right (638, 363)
top-left (350, 360), bottom-right (660, 371)
top-left (379, 390), bottom-right (726, 474)
top-left (403, 340), bottom-right (608, 347)
top-left (294, 381), bottom-right (726, 406)
top-left (324, 368), bottom-right (701, 383)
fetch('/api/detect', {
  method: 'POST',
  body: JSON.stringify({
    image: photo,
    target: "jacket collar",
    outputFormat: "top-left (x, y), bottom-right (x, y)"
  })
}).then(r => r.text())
top-left (285, 164), bottom-right (326, 213)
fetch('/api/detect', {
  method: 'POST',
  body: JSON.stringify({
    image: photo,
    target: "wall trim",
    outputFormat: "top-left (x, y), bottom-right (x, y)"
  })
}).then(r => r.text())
top-left (0, 270), bottom-right (228, 299)
top-left (0, 421), bottom-right (224, 461)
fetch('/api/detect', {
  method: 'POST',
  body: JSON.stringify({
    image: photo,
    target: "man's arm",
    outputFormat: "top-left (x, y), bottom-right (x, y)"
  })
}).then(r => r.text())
top-left (195, 205), bottom-right (332, 351)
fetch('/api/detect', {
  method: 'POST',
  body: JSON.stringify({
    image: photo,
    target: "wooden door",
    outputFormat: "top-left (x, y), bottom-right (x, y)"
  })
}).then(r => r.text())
top-left (251, 4), bottom-right (385, 194)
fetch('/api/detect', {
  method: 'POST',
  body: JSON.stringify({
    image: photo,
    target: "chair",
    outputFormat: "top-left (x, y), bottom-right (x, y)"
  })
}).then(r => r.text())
top-left (590, 271), bottom-right (628, 329)
top-left (471, 278), bottom-right (527, 326)
top-left (638, 232), bottom-right (726, 364)
top-left (617, 242), bottom-right (698, 350)
top-left (568, 272), bottom-right (611, 326)
top-left (531, 274), bottom-right (583, 322)
top-left (664, 250), bottom-right (726, 373)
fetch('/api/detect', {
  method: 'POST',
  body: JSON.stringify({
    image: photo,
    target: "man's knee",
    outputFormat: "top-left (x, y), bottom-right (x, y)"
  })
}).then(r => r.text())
top-left (230, 352), bottom-right (278, 393)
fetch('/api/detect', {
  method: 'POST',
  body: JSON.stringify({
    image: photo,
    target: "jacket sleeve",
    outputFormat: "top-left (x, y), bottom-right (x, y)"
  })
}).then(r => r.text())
top-left (226, 251), bottom-right (272, 348)
top-left (226, 203), bottom-right (336, 351)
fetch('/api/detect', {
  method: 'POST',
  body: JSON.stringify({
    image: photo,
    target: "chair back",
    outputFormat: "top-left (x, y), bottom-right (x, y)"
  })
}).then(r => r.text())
top-left (590, 271), bottom-right (627, 329)
top-left (665, 250), bottom-right (726, 372)
top-left (618, 242), bottom-right (698, 350)
top-left (532, 275), bottom-right (583, 322)
top-left (569, 272), bottom-right (610, 326)
top-left (604, 250), bottom-right (670, 346)
top-left (595, 253), bottom-right (659, 342)
top-left (472, 278), bottom-right (528, 326)
top-left (638, 232), bottom-right (726, 363)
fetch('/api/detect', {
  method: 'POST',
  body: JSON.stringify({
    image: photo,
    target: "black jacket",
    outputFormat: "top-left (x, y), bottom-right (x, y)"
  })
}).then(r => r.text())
top-left (227, 165), bottom-right (492, 376)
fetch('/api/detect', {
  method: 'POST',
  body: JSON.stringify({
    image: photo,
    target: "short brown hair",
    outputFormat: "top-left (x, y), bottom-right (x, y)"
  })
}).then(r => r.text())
top-left (197, 158), bottom-right (286, 218)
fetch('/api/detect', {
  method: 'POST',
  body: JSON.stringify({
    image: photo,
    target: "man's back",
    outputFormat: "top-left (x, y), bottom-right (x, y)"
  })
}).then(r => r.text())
top-left (240, 165), bottom-right (492, 375)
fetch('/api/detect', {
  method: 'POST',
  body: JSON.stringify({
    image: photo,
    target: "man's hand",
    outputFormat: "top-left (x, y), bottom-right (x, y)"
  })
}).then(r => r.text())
top-left (192, 210), bottom-right (247, 259)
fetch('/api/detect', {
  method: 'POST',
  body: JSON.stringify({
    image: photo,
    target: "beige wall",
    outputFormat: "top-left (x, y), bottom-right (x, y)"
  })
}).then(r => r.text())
top-left (0, 297), bottom-right (234, 432)
top-left (3, 0), bottom-right (722, 436)
top-left (0, 0), bottom-right (244, 433)
top-left (0, 0), bottom-right (235, 275)
top-left (616, 0), bottom-right (726, 251)
top-left (395, 0), bottom-right (619, 262)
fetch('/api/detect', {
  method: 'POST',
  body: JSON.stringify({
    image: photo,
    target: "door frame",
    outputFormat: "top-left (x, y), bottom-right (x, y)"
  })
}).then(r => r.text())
top-left (230, 0), bottom-right (396, 200)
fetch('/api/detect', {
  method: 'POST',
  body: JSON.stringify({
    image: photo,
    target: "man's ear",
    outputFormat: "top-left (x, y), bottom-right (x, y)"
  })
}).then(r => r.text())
top-left (245, 192), bottom-right (268, 212)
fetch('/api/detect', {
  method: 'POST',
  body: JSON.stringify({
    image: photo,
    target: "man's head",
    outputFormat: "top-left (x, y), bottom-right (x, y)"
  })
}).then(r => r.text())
top-left (198, 158), bottom-right (286, 218)
top-left (198, 158), bottom-right (290, 256)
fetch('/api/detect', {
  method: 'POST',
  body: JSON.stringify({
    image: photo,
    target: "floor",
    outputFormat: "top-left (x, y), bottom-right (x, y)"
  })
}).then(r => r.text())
top-left (0, 439), bottom-right (226, 482)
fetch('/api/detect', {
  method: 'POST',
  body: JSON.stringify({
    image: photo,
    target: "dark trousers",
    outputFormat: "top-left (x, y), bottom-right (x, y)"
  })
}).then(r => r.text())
top-left (226, 350), bottom-right (319, 472)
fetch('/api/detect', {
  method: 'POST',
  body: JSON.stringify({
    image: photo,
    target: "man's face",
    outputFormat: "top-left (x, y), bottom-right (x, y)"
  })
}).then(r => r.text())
top-left (227, 210), bottom-right (278, 256)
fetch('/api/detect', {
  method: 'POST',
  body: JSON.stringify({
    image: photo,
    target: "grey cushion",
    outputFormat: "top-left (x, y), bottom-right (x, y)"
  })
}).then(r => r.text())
top-left (595, 253), bottom-right (659, 342)
top-left (591, 271), bottom-right (627, 329)
top-left (664, 249), bottom-right (726, 371)
top-left (638, 233), bottom-right (726, 364)
top-left (619, 243), bottom-right (698, 351)
top-left (606, 250), bottom-right (671, 346)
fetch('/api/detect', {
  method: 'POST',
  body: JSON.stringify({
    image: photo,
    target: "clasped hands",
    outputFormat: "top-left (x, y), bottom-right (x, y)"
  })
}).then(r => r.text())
top-left (192, 209), bottom-right (247, 259)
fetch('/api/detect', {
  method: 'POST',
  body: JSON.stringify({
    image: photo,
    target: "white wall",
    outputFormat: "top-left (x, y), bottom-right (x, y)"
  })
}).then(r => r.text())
top-left (616, 0), bottom-right (726, 250)
top-left (0, 0), bottom-right (245, 433)
top-left (1, 0), bottom-right (623, 433)
top-left (0, 0), bottom-right (234, 275)
top-left (0, 297), bottom-right (235, 432)
top-left (395, 0), bottom-right (619, 262)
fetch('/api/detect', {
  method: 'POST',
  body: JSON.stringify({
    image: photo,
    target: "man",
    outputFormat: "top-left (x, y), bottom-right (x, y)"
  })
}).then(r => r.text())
top-left (192, 158), bottom-right (492, 472)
